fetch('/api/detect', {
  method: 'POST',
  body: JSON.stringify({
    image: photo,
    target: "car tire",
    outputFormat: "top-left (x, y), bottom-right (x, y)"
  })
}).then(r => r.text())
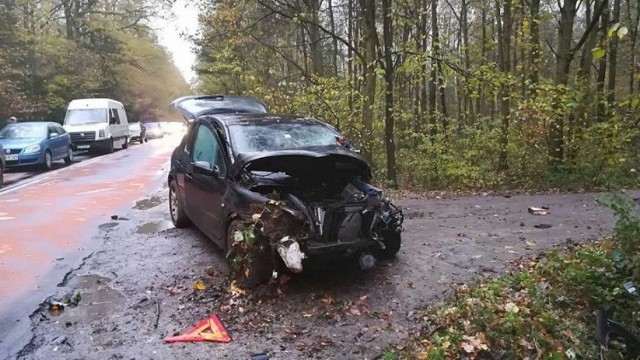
top-left (41, 150), bottom-right (53, 171)
top-left (226, 219), bottom-right (274, 287)
top-left (64, 148), bottom-right (74, 165)
top-left (375, 230), bottom-right (402, 259)
top-left (122, 137), bottom-right (129, 149)
top-left (106, 139), bottom-right (114, 154)
top-left (169, 180), bottom-right (191, 228)
top-left (0, 164), bottom-right (4, 189)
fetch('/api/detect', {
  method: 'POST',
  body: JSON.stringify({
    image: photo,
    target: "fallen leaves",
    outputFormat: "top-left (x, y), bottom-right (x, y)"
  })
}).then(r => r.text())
top-left (193, 282), bottom-right (206, 291)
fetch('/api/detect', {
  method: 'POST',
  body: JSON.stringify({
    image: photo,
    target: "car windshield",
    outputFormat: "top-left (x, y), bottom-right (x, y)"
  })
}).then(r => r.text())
top-left (0, 123), bottom-right (47, 139)
top-left (64, 109), bottom-right (107, 125)
top-left (229, 122), bottom-right (339, 153)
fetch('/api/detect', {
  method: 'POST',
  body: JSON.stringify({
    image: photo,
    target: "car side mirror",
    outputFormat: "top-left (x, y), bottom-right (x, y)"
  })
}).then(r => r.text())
top-left (193, 161), bottom-right (220, 177)
top-left (109, 117), bottom-right (117, 125)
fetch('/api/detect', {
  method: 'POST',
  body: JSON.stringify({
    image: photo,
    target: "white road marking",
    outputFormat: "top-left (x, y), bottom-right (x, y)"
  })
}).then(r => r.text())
top-left (0, 217), bottom-right (16, 221)
top-left (75, 188), bottom-right (115, 195)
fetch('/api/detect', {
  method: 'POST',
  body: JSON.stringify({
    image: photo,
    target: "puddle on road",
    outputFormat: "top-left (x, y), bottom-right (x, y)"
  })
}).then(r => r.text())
top-left (98, 222), bottom-right (119, 231)
top-left (58, 275), bottom-right (126, 323)
top-left (136, 220), bottom-right (173, 234)
top-left (134, 196), bottom-right (164, 210)
top-left (67, 274), bottom-right (112, 290)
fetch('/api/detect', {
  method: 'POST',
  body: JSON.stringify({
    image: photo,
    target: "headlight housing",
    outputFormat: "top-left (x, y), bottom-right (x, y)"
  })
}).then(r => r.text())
top-left (99, 129), bottom-right (105, 138)
top-left (24, 144), bottom-right (41, 154)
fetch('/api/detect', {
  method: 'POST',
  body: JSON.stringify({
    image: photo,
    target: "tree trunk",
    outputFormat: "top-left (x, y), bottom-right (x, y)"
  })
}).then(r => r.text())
top-left (529, 0), bottom-right (541, 95)
top-left (550, 0), bottom-right (578, 166)
top-left (328, 0), bottom-right (339, 77)
top-left (307, 0), bottom-right (324, 76)
top-left (64, 0), bottom-right (74, 40)
top-left (629, 0), bottom-right (640, 94)
top-left (607, 0), bottom-right (621, 103)
top-left (428, 0), bottom-right (439, 140)
top-left (497, 0), bottom-right (512, 171)
top-left (596, 3), bottom-right (609, 121)
top-left (382, 0), bottom-right (397, 186)
top-left (360, 0), bottom-right (377, 161)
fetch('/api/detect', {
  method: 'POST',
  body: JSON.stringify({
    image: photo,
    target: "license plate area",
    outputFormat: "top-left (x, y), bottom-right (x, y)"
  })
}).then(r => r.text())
top-left (5, 154), bottom-right (18, 161)
top-left (77, 145), bottom-right (90, 150)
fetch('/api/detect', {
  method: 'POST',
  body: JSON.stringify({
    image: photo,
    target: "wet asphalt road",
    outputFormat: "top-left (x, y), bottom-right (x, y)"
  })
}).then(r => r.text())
top-left (7, 179), bottom-right (632, 359)
top-left (0, 135), bottom-right (182, 359)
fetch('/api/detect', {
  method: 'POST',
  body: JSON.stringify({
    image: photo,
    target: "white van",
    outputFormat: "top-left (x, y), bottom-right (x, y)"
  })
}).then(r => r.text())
top-left (63, 98), bottom-right (130, 153)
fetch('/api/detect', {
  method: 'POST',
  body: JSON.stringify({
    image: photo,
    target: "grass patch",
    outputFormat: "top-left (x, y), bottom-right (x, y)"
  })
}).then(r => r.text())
top-left (405, 240), bottom-right (640, 359)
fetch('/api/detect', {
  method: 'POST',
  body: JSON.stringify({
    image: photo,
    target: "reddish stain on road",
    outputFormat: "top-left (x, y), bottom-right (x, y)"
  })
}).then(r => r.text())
top-left (0, 138), bottom-right (177, 311)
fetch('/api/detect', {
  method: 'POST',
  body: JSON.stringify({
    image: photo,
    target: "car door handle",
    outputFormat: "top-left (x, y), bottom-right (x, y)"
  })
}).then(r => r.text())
top-left (185, 173), bottom-right (193, 180)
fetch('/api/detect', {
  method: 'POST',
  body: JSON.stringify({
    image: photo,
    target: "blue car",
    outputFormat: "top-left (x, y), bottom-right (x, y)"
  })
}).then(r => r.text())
top-left (0, 122), bottom-right (74, 171)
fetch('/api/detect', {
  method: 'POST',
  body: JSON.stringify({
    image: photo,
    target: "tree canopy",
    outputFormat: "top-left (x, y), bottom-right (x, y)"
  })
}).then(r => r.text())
top-left (0, 0), bottom-right (190, 126)
top-left (194, 0), bottom-right (640, 190)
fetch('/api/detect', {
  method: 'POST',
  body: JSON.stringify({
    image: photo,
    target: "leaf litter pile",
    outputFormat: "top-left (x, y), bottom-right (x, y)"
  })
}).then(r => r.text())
top-left (162, 261), bottom-right (409, 359)
top-left (404, 240), bottom-right (639, 360)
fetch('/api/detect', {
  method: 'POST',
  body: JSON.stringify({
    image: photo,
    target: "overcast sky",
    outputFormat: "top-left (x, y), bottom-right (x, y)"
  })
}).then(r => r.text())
top-left (154, 0), bottom-right (199, 84)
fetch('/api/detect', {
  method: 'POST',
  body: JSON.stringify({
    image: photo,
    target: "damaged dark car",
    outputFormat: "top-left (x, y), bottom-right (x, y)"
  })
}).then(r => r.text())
top-left (168, 95), bottom-right (404, 284)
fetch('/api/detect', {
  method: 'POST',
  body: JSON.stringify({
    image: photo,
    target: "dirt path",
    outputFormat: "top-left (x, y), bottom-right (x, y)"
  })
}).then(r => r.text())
top-left (17, 190), bottom-right (626, 360)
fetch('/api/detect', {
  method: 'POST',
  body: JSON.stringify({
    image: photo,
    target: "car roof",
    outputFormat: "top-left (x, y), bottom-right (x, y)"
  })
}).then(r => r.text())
top-left (205, 113), bottom-right (330, 127)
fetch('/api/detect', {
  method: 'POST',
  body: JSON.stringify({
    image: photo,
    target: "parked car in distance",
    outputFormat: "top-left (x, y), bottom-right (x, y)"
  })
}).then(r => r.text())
top-left (145, 122), bottom-right (164, 139)
top-left (128, 122), bottom-right (147, 144)
top-left (0, 144), bottom-right (5, 189)
top-left (0, 122), bottom-right (74, 171)
top-left (63, 98), bottom-right (130, 154)
top-left (167, 95), bottom-right (403, 285)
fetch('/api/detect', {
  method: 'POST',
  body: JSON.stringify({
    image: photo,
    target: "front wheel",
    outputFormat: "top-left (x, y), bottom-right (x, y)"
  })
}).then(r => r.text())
top-left (122, 137), bottom-right (129, 149)
top-left (169, 180), bottom-right (191, 228)
top-left (105, 139), bottom-right (114, 154)
top-left (375, 229), bottom-right (402, 259)
top-left (64, 148), bottom-right (74, 165)
top-left (42, 151), bottom-right (53, 171)
top-left (226, 219), bottom-right (274, 287)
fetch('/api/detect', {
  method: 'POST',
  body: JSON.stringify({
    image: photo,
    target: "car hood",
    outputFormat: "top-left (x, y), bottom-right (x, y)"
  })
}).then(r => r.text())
top-left (63, 124), bottom-right (105, 133)
top-left (233, 146), bottom-right (372, 180)
top-left (0, 138), bottom-right (42, 149)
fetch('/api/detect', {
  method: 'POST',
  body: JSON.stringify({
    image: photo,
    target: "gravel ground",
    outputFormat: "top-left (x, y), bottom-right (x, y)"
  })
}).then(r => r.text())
top-left (16, 188), bottom-right (627, 360)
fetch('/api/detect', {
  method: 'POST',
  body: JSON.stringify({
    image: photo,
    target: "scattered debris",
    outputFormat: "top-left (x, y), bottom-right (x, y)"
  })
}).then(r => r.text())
top-left (164, 314), bottom-right (232, 343)
top-left (623, 281), bottom-right (639, 297)
top-left (534, 224), bottom-right (553, 229)
top-left (276, 237), bottom-right (305, 273)
top-left (110, 215), bottom-right (119, 220)
top-left (528, 206), bottom-right (550, 215)
top-left (250, 353), bottom-right (270, 360)
top-left (47, 301), bottom-right (65, 316)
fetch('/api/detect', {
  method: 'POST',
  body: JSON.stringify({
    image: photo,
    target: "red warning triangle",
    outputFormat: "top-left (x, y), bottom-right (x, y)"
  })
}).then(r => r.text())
top-left (164, 314), bottom-right (232, 343)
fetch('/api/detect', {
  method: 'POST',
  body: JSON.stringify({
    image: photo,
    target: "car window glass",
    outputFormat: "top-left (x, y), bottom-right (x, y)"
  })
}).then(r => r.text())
top-left (56, 124), bottom-right (66, 134)
top-left (229, 122), bottom-right (339, 153)
top-left (110, 108), bottom-right (121, 125)
top-left (192, 125), bottom-right (227, 177)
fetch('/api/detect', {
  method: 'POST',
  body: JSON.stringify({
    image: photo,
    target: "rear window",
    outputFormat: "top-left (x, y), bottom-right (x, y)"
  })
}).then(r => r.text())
top-left (179, 97), bottom-right (267, 116)
top-left (229, 122), bottom-right (338, 153)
